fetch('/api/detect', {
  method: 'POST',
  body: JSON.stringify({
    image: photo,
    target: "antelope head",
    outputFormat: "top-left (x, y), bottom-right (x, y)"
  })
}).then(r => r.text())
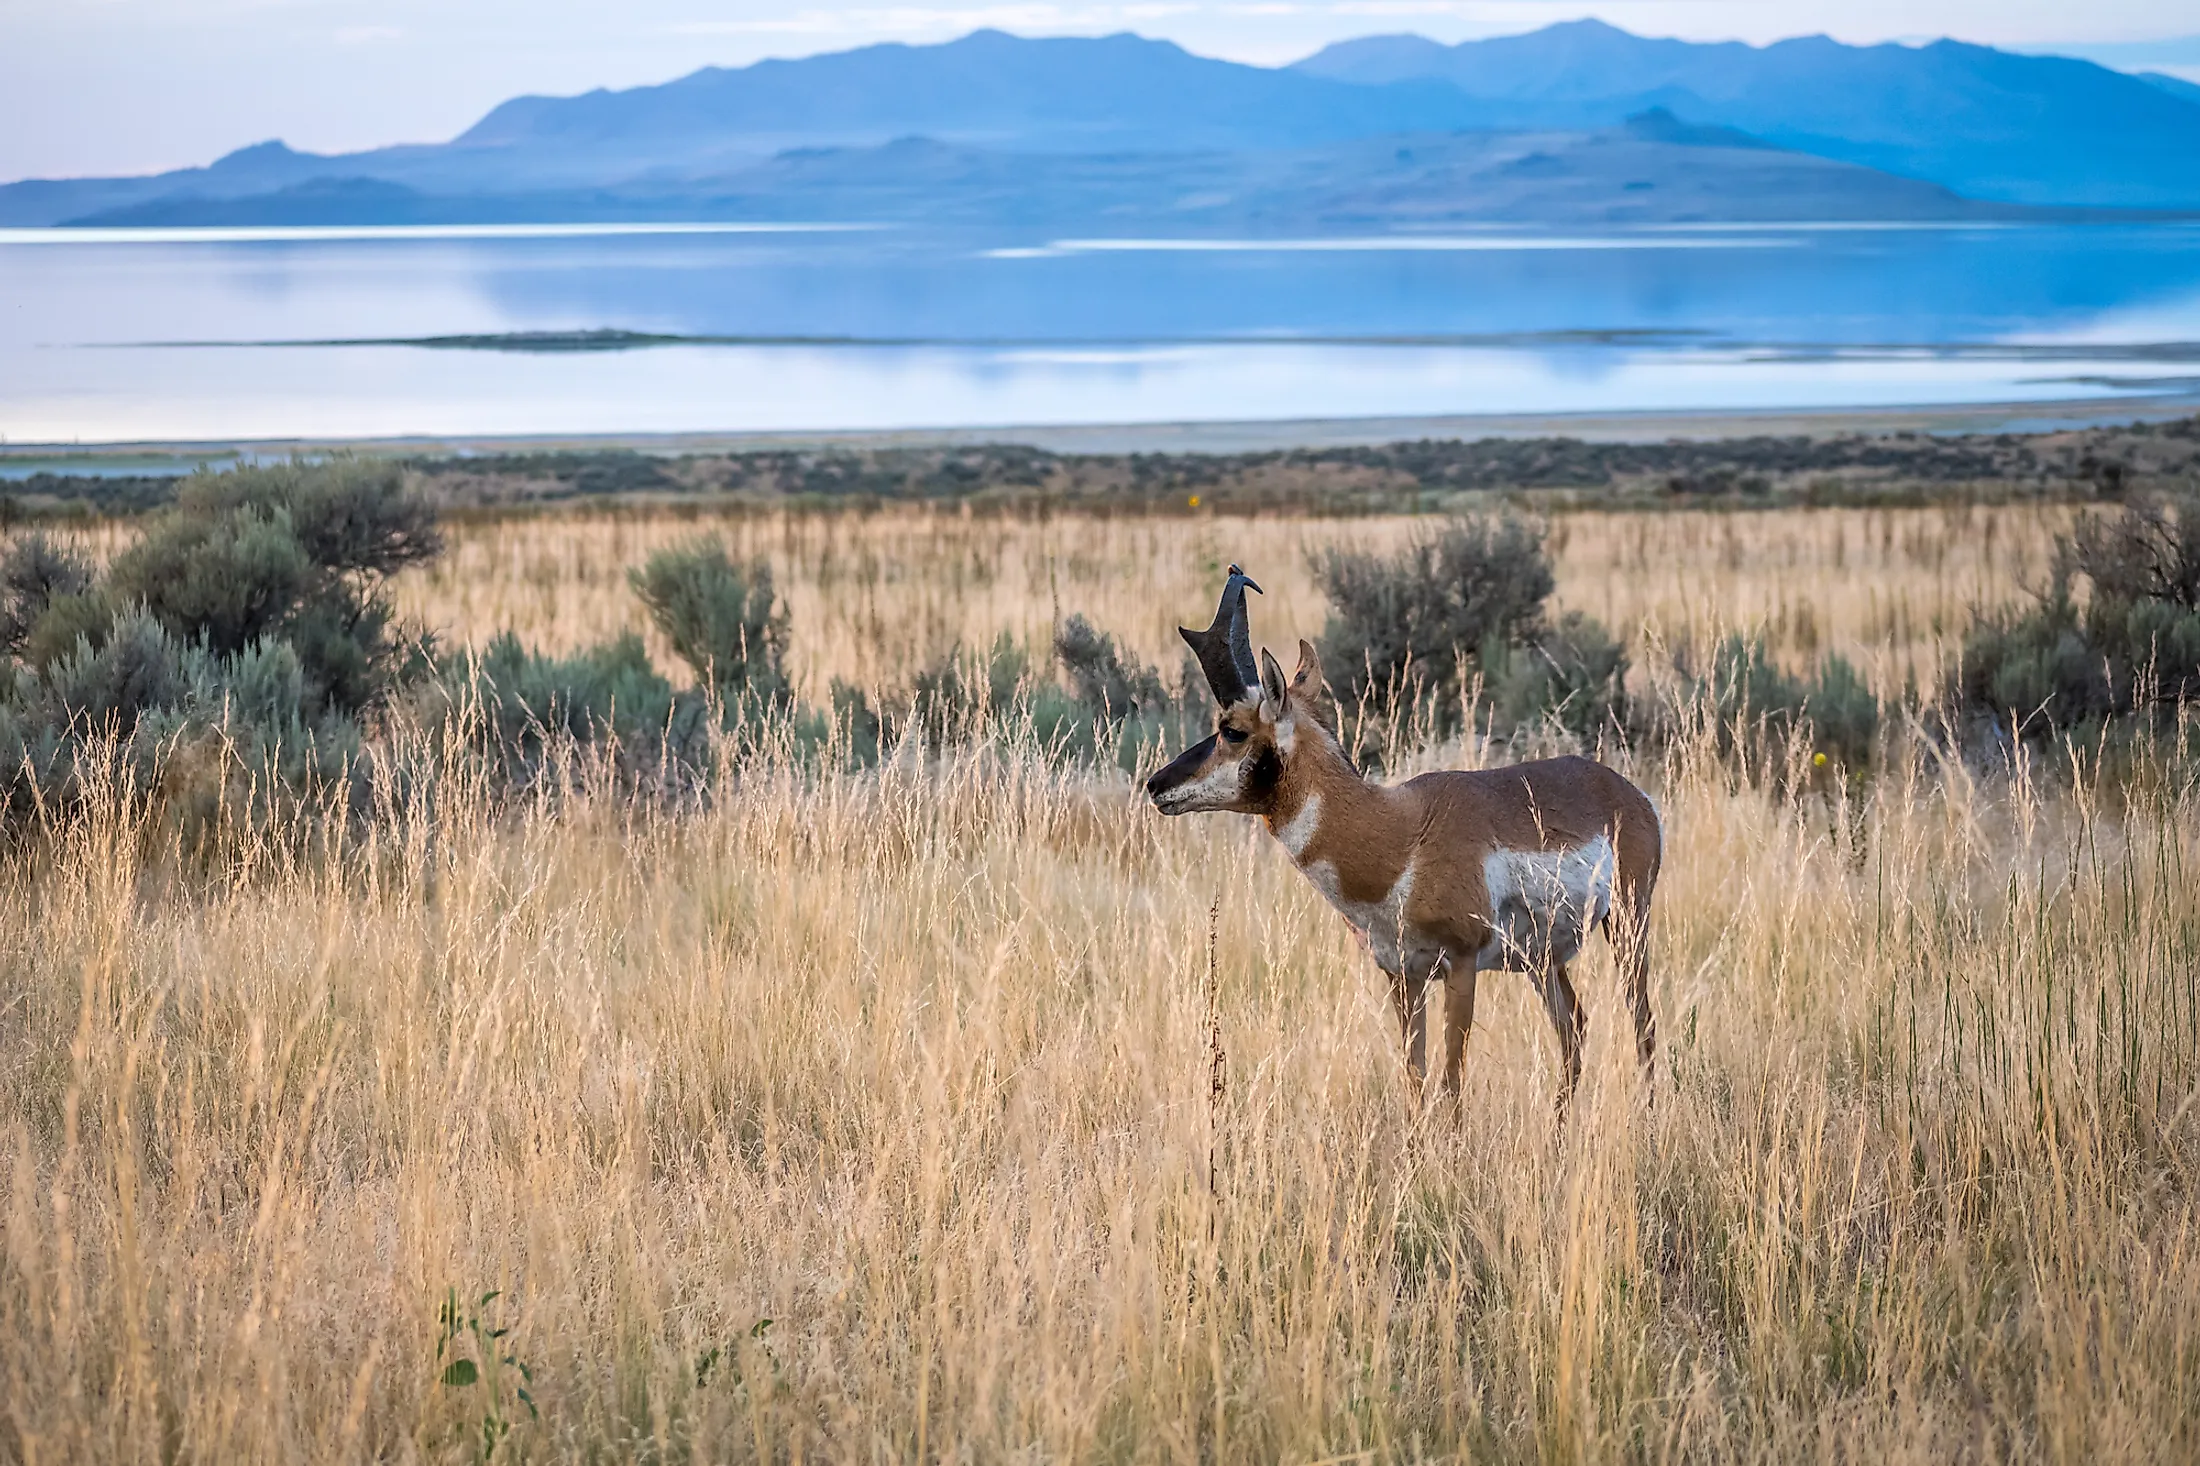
top-left (1145, 565), bottom-right (1325, 816)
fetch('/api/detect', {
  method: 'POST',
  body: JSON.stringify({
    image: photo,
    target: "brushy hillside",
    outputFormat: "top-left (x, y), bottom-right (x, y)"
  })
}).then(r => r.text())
top-left (2, 478), bottom-right (2198, 1461)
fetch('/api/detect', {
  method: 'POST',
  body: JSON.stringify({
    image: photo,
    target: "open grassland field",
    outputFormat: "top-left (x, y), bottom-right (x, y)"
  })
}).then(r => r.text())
top-left (389, 504), bottom-right (2071, 700)
top-left (4, 502), bottom-right (2198, 1464)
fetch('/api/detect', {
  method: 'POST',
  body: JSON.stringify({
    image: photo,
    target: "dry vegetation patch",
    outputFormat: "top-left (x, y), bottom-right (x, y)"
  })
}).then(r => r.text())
top-left (392, 503), bottom-right (2068, 700)
top-left (3, 497), bottom-right (2197, 1462)
top-left (1, 730), bottom-right (2196, 1461)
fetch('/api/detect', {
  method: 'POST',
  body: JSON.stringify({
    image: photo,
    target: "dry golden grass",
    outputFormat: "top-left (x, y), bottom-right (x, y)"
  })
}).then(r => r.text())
top-left (391, 502), bottom-right (2070, 698)
top-left (5, 502), bottom-right (2196, 1464)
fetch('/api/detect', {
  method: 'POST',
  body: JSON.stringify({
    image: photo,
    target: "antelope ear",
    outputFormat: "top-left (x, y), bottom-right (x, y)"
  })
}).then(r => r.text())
top-left (1290, 638), bottom-right (1324, 695)
top-left (1258, 647), bottom-right (1289, 708)
top-left (1291, 637), bottom-right (1341, 737)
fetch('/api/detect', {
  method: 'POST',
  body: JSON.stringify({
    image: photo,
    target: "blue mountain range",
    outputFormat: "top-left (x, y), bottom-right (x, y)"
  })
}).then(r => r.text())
top-left (1296, 20), bottom-right (2200, 205)
top-left (4, 21), bottom-right (2196, 228)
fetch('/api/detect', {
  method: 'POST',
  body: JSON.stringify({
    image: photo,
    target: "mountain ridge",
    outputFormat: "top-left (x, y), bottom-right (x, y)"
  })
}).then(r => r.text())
top-left (5, 22), bottom-right (2198, 227)
top-left (57, 123), bottom-right (2022, 230)
top-left (1295, 18), bottom-right (2200, 205)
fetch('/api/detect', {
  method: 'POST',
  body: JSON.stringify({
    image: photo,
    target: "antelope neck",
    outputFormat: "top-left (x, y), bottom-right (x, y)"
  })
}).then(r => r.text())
top-left (1264, 723), bottom-right (1377, 858)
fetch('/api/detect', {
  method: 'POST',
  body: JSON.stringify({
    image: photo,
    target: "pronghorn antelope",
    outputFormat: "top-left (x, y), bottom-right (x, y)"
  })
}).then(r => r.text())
top-left (1144, 566), bottom-right (1662, 1115)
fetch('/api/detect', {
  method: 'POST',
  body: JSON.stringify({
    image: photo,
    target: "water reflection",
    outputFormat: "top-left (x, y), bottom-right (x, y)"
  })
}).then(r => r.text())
top-left (3, 223), bottom-right (2198, 442)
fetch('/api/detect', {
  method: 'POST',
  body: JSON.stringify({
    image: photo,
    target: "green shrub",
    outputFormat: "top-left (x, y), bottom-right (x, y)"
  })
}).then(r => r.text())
top-left (1483, 610), bottom-right (1631, 741)
top-left (1677, 635), bottom-right (1880, 768)
top-left (846, 622), bottom-right (1193, 766)
top-left (168, 457), bottom-right (443, 578)
top-left (451, 630), bottom-right (688, 753)
top-left (1803, 653), bottom-right (1882, 769)
top-left (627, 538), bottom-right (791, 707)
top-left (0, 460), bottom-right (437, 833)
top-left (0, 605), bottom-right (361, 830)
top-left (1956, 493), bottom-right (2200, 740)
top-left (26, 606), bottom-right (187, 729)
top-left (20, 590), bottom-right (117, 672)
top-left (0, 534), bottom-right (94, 656)
top-left (95, 458), bottom-right (441, 717)
top-left (107, 505), bottom-right (315, 654)
top-left (1314, 515), bottom-right (1630, 745)
top-left (1054, 614), bottom-right (1170, 723)
top-left (909, 634), bottom-right (1065, 745)
top-left (1316, 517), bottom-right (1554, 726)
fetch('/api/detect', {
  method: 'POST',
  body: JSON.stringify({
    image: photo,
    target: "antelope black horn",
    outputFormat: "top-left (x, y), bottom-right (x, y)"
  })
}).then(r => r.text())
top-left (1179, 563), bottom-right (1264, 705)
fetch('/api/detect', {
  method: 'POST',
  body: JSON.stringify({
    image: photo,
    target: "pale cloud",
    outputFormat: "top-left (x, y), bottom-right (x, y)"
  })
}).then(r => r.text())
top-left (666, 4), bottom-right (1198, 37)
top-left (334, 24), bottom-right (404, 43)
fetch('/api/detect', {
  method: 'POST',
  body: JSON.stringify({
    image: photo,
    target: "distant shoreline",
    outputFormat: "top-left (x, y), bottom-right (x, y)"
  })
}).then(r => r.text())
top-left (7, 393), bottom-right (2200, 475)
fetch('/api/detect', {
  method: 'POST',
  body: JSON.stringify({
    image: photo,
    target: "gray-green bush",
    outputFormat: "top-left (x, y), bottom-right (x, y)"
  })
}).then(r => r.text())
top-left (0, 460), bottom-right (434, 831)
top-left (627, 537), bottom-right (791, 707)
top-left (1314, 516), bottom-right (1630, 745)
top-left (1054, 614), bottom-right (1171, 724)
top-left (0, 534), bottom-right (94, 656)
top-left (1957, 491), bottom-right (2200, 743)
top-left (1672, 634), bottom-right (1880, 771)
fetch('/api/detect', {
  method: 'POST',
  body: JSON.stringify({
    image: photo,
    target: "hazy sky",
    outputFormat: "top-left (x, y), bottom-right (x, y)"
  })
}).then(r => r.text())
top-left (3, 1), bottom-right (2197, 182)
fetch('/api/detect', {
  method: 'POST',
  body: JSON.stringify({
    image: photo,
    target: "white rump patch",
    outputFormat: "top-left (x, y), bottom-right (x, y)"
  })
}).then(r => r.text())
top-left (1274, 793), bottom-right (1322, 859)
top-left (1481, 835), bottom-right (1616, 972)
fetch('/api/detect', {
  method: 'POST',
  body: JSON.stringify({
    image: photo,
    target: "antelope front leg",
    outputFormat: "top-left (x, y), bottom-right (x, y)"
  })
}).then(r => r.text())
top-left (1441, 964), bottom-right (1478, 1102)
top-left (1390, 973), bottom-right (1429, 1093)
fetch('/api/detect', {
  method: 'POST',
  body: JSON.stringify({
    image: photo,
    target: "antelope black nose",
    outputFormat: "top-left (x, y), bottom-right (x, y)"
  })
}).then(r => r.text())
top-left (1143, 768), bottom-right (1164, 799)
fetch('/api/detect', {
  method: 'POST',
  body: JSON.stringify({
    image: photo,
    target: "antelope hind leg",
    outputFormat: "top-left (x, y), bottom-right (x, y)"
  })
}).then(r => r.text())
top-left (1615, 901), bottom-right (1657, 1087)
top-left (1536, 962), bottom-right (1587, 1122)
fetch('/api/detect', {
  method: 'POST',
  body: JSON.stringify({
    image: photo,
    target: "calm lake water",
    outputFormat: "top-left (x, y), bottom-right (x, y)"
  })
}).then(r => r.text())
top-left (4, 222), bottom-right (2200, 443)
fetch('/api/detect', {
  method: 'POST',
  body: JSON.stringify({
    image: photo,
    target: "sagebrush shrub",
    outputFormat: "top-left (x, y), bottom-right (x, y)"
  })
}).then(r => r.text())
top-left (1314, 516), bottom-right (1631, 743)
top-left (1483, 610), bottom-right (1631, 741)
top-left (1317, 518), bottom-right (1554, 724)
top-left (0, 534), bottom-right (94, 656)
top-left (1957, 492), bottom-right (2200, 739)
top-left (1676, 635), bottom-right (1879, 768)
top-left (171, 457), bottom-right (444, 578)
top-left (98, 458), bottom-right (440, 716)
top-left (1055, 614), bottom-right (1169, 723)
top-left (627, 538), bottom-right (791, 707)
top-left (0, 459), bottom-right (437, 831)
top-left (452, 630), bottom-right (686, 749)
top-left (2058, 490), bottom-right (2200, 610)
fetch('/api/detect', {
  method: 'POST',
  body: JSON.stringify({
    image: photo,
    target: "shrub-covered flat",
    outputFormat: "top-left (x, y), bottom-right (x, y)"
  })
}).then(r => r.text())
top-left (1, 470), bottom-right (2197, 1462)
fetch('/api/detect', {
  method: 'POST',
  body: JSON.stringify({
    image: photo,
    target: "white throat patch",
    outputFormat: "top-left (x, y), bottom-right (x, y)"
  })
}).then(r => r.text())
top-left (1273, 793), bottom-right (1322, 860)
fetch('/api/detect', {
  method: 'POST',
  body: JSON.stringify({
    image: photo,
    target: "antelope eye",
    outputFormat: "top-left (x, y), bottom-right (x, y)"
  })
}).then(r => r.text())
top-left (1220, 726), bottom-right (1250, 745)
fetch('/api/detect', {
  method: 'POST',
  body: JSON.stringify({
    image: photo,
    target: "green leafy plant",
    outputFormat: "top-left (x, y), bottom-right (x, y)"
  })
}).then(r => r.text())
top-left (435, 1288), bottom-right (537, 1460)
